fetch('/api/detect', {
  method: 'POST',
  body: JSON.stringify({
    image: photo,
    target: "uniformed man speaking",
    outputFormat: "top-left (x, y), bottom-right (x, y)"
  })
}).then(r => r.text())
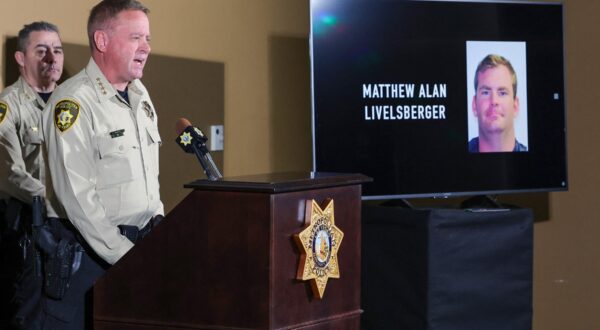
top-left (42, 0), bottom-right (163, 328)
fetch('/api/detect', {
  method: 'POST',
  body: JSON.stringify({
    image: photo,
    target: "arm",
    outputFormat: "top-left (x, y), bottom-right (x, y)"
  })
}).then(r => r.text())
top-left (0, 102), bottom-right (45, 203)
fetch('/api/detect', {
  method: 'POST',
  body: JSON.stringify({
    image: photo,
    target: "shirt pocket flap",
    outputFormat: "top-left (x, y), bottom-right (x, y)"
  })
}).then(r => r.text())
top-left (96, 132), bottom-right (127, 159)
top-left (23, 127), bottom-right (42, 145)
top-left (146, 126), bottom-right (162, 145)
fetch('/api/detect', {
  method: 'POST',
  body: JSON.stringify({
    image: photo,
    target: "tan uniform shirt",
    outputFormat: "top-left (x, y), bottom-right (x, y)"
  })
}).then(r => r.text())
top-left (0, 76), bottom-right (47, 205)
top-left (43, 58), bottom-right (163, 265)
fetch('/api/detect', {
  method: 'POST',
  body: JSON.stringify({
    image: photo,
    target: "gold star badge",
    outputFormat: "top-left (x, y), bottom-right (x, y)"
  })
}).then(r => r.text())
top-left (294, 199), bottom-right (344, 299)
top-left (54, 99), bottom-right (80, 132)
top-left (57, 110), bottom-right (73, 126)
top-left (179, 131), bottom-right (193, 146)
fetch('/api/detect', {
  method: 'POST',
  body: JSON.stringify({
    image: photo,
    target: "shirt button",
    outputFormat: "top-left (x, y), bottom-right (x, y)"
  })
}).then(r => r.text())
top-left (119, 145), bottom-right (124, 151)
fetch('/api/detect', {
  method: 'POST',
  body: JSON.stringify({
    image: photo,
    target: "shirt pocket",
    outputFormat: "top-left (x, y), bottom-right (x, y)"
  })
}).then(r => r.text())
top-left (95, 131), bottom-right (140, 187)
top-left (22, 126), bottom-right (42, 145)
top-left (146, 126), bottom-right (162, 146)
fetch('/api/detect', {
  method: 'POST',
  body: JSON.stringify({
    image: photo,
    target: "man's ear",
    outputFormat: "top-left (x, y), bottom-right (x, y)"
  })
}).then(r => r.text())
top-left (514, 96), bottom-right (520, 117)
top-left (94, 30), bottom-right (108, 52)
top-left (14, 51), bottom-right (25, 67)
top-left (472, 96), bottom-right (478, 117)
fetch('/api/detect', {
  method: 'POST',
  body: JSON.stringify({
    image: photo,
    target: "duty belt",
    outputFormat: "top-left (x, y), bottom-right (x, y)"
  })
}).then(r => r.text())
top-left (118, 215), bottom-right (163, 243)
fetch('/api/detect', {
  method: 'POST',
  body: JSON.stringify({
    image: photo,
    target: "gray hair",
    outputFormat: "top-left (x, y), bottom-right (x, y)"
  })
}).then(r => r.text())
top-left (87, 0), bottom-right (150, 49)
top-left (17, 21), bottom-right (60, 52)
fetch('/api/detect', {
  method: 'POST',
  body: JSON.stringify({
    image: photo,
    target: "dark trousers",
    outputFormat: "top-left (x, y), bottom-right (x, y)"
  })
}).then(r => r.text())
top-left (0, 202), bottom-right (44, 330)
top-left (40, 218), bottom-right (109, 330)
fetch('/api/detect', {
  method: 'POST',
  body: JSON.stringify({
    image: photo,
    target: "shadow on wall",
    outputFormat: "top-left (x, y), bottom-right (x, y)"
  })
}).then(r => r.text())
top-left (268, 35), bottom-right (312, 173)
top-left (3, 37), bottom-right (19, 86)
top-left (3, 37), bottom-right (225, 213)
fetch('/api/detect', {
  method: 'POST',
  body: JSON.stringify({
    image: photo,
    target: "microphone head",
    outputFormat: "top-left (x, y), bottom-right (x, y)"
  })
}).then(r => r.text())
top-left (175, 118), bottom-right (207, 153)
top-left (175, 118), bottom-right (192, 135)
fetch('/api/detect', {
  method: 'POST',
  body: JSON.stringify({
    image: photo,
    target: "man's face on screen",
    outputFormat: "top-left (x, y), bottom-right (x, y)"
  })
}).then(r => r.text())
top-left (472, 65), bottom-right (519, 136)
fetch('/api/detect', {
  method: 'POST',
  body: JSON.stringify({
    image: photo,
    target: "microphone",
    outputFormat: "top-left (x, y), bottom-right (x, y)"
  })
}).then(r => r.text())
top-left (175, 118), bottom-right (223, 181)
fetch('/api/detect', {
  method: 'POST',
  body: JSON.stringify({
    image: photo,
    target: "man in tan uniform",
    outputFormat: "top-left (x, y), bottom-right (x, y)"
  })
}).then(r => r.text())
top-left (42, 0), bottom-right (163, 328)
top-left (0, 21), bottom-right (63, 329)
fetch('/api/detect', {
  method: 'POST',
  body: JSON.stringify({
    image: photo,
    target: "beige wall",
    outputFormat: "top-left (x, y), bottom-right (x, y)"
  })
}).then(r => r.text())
top-left (0, 0), bottom-right (309, 177)
top-left (1, 0), bottom-right (599, 329)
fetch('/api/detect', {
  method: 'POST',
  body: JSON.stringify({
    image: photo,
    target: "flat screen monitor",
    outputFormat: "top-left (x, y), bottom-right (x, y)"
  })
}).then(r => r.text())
top-left (311, 0), bottom-right (568, 199)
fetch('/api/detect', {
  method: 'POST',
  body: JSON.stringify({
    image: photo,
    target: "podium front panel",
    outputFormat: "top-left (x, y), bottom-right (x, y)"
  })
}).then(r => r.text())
top-left (270, 185), bottom-right (362, 328)
top-left (94, 174), bottom-right (365, 329)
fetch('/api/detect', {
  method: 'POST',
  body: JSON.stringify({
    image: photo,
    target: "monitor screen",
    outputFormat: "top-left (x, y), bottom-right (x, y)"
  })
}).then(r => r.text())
top-left (311, 0), bottom-right (568, 199)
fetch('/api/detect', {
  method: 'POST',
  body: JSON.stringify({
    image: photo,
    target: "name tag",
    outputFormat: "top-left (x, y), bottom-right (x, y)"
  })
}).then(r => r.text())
top-left (110, 129), bottom-right (125, 138)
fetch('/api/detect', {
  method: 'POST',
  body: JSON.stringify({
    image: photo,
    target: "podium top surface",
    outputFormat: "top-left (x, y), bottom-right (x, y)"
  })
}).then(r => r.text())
top-left (184, 172), bottom-right (372, 194)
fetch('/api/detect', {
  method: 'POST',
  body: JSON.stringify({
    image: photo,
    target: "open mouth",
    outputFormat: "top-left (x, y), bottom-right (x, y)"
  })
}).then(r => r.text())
top-left (134, 58), bottom-right (145, 65)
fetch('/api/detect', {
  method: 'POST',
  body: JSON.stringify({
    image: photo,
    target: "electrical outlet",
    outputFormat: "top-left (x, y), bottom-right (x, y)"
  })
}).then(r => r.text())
top-left (210, 125), bottom-right (224, 151)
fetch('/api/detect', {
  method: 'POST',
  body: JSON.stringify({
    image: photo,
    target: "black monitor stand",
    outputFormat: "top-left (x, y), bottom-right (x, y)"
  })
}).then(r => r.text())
top-left (459, 194), bottom-right (505, 209)
top-left (361, 203), bottom-right (533, 330)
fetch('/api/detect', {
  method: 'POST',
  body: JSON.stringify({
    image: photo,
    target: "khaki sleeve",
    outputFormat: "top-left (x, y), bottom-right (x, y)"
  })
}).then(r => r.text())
top-left (0, 102), bottom-right (45, 203)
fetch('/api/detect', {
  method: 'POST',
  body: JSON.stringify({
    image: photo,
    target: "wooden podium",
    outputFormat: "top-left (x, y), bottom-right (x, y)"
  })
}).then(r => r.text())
top-left (93, 172), bottom-right (370, 329)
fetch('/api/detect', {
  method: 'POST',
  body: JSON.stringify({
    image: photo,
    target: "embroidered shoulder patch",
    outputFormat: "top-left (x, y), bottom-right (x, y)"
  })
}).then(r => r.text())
top-left (0, 102), bottom-right (8, 126)
top-left (54, 99), bottom-right (80, 132)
